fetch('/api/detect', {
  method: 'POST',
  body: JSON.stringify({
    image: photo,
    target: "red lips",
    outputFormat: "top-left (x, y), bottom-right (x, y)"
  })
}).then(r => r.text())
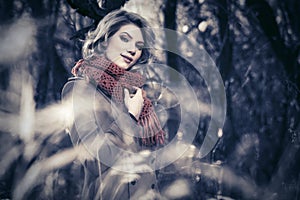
top-left (121, 54), bottom-right (133, 63)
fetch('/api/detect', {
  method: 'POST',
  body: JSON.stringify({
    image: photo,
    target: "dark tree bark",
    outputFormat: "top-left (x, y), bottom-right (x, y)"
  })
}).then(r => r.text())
top-left (67, 0), bottom-right (128, 20)
top-left (25, 0), bottom-right (69, 107)
top-left (216, 0), bottom-right (233, 81)
top-left (66, 0), bottom-right (129, 40)
top-left (0, 1), bottom-right (15, 91)
top-left (246, 0), bottom-right (300, 94)
top-left (163, 0), bottom-right (179, 75)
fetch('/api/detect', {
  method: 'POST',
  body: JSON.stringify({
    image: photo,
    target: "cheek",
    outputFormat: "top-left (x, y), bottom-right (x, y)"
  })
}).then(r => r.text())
top-left (111, 42), bottom-right (122, 52)
top-left (107, 39), bottom-right (123, 53)
top-left (136, 51), bottom-right (142, 60)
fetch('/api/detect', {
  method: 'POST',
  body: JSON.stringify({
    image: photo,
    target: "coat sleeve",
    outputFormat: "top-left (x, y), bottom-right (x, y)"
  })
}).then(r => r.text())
top-left (61, 78), bottom-right (141, 162)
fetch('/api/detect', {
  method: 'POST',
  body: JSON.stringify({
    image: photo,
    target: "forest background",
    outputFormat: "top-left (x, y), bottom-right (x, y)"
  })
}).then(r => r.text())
top-left (0, 0), bottom-right (299, 199)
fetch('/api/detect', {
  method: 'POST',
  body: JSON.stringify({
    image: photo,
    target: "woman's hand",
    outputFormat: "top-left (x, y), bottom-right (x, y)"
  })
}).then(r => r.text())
top-left (124, 87), bottom-right (144, 120)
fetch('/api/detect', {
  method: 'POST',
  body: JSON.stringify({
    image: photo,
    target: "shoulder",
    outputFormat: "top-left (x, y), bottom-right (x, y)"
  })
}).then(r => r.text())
top-left (61, 77), bottom-right (109, 102)
top-left (61, 77), bottom-right (85, 98)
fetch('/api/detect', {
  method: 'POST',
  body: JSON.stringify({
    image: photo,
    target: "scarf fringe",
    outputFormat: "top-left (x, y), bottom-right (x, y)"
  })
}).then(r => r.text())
top-left (138, 110), bottom-right (165, 146)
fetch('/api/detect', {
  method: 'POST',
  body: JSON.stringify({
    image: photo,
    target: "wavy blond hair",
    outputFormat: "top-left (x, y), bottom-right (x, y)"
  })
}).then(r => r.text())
top-left (82, 9), bottom-right (155, 64)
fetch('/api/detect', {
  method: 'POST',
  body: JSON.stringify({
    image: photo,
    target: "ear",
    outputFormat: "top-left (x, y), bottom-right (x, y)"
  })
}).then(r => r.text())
top-left (101, 41), bottom-right (108, 47)
top-left (96, 41), bottom-right (107, 52)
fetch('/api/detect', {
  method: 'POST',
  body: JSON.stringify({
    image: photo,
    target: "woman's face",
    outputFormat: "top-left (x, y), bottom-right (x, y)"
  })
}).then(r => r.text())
top-left (105, 24), bottom-right (145, 69)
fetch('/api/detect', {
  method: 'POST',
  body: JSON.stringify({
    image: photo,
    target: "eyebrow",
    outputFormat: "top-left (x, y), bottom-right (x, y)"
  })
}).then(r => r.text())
top-left (120, 32), bottom-right (144, 44)
top-left (120, 32), bottom-right (133, 39)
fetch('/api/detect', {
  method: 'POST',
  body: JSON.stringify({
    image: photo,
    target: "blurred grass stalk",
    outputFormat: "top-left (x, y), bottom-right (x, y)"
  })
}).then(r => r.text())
top-left (0, 66), bottom-right (78, 199)
top-left (13, 145), bottom-right (83, 200)
top-left (19, 71), bottom-right (35, 143)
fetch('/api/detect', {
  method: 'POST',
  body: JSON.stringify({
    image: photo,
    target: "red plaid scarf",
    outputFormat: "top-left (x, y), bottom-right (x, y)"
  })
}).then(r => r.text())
top-left (71, 55), bottom-right (165, 146)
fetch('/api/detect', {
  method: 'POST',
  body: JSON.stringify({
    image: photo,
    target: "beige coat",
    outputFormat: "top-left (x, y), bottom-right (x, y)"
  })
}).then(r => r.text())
top-left (62, 77), bottom-right (162, 200)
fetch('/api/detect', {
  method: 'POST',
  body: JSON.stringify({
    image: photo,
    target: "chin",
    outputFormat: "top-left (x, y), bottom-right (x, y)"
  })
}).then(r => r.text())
top-left (118, 62), bottom-right (133, 70)
top-left (120, 64), bottom-right (130, 69)
top-left (113, 61), bottom-right (124, 68)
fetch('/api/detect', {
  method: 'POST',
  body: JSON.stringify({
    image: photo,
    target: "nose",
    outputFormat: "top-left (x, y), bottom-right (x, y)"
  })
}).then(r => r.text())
top-left (126, 43), bottom-right (137, 56)
top-left (127, 48), bottom-right (136, 56)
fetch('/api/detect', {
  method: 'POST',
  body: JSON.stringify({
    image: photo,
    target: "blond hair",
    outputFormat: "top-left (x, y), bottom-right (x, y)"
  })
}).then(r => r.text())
top-left (82, 9), bottom-right (155, 64)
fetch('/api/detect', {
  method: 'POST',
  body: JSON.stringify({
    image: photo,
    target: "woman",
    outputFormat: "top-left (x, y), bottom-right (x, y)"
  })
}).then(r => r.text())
top-left (62, 9), bottom-right (171, 199)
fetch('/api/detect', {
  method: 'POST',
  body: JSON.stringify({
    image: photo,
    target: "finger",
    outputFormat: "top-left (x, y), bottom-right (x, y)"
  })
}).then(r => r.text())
top-left (135, 88), bottom-right (142, 96)
top-left (124, 88), bottom-right (130, 96)
top-left (124, 89), bottom-right (130, 103)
